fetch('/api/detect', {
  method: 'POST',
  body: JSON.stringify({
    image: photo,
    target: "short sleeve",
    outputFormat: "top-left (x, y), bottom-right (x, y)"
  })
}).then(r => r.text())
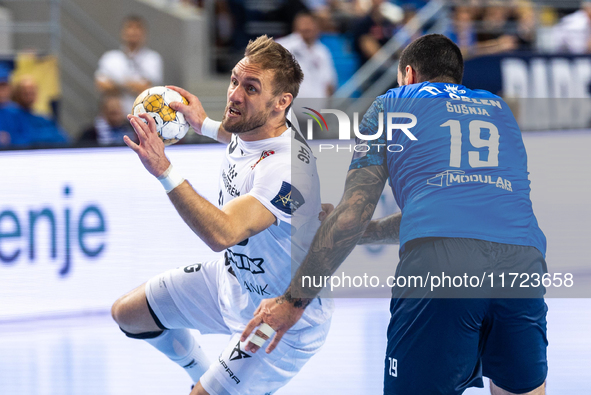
top-left (247, 160), bottom-right (303, 225)
top-left (349, 98), bottom-right (387, 170)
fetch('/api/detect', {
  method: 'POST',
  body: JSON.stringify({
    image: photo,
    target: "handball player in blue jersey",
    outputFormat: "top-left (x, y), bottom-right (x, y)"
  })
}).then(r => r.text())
top-left (242, 34), bottom-right (547, 394)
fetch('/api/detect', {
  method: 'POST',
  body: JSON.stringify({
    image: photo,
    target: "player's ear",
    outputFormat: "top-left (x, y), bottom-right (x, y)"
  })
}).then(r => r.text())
top-left (405, 65), bottom-right (417, 85)
top-left (276, 93), bottom-right (293, 113)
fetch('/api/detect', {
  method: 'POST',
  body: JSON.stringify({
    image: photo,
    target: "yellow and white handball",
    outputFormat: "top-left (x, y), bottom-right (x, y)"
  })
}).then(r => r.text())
top-left (132, 86), bottom-right (190, 146)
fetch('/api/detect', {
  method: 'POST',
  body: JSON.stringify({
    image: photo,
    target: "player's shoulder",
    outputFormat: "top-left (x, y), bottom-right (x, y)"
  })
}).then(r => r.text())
top-left (380, 82), bottom-right (435, 99)
top-left (380, 82), bottom-right (503, 102)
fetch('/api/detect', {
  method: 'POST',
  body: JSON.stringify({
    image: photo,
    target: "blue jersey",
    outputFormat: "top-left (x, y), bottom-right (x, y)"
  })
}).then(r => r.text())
top-left (350, 82), bottom-right (546, 256)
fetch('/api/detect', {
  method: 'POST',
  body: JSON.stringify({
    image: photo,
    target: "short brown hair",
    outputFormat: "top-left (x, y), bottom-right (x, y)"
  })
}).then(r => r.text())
top-left (244, 35), bottom-right (304, 101)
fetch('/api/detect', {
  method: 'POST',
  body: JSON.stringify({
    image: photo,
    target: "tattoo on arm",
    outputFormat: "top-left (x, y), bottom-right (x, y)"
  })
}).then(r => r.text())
top-left (285, 165), bottom-right (389, 303)
top-left (276, 287), bottom-right (312, 309)
top-left (357, 212), bottom-right (401, 245)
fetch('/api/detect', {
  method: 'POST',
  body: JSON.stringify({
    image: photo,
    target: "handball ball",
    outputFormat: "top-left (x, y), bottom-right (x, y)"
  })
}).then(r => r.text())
top-left (132, 86), bottom-right (190, 146)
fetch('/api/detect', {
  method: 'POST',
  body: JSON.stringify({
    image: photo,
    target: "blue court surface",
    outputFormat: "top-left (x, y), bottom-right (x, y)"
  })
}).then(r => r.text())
top-left (0, 298), bottom-right (589, 394)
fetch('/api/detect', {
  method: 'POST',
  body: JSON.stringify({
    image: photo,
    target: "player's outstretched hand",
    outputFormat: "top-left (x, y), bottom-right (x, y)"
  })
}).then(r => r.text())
top-left (125, 113), bottom-right (171, 178)
top-left (166, 85), bottom-right (208, 135)
top-left (319, 203), bottom-right (335, 222)
top-left (241, 296), bottom-right (306, 354)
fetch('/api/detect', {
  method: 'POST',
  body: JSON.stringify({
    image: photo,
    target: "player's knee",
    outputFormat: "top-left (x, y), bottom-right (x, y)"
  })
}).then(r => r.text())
top-left (111, 294), bottom-right (141, 331)
top-left (111, 297), bottom-right (128, 327)
top-left (190, 381), bottom-right (214, 395)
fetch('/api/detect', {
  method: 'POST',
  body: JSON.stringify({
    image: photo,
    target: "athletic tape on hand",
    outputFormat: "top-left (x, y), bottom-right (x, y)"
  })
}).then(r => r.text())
top-left (249, 334), bottom-right (267, 347)
top-left (258, 323), bottom-right (275, 338)
top-left (249, 323), bottom-right (275, 347)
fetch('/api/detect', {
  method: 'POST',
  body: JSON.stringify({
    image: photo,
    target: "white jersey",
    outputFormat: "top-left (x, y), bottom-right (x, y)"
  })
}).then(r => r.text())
top-left (216, 125), bottom-right (333, 331)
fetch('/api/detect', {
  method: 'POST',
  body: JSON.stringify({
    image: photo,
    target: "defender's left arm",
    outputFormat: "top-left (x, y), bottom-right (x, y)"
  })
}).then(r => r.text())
top-left (241, 164), bottom-right (389, 353)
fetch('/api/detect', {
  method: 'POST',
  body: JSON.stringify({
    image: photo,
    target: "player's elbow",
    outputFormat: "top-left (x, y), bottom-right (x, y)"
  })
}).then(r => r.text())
top-left (207, 234), bottom-right (237, 253)
top-left (209, 241), bottom-right (227, 253)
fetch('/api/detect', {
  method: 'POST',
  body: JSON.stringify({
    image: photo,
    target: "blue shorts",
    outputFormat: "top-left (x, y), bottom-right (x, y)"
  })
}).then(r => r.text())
top-left (384, 238), bottom-right (548, 395)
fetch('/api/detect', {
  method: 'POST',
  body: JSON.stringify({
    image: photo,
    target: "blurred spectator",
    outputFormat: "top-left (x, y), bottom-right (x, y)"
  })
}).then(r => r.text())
top-left (95, 16), bottom-right (163, 114)
top-left (475, 3), bottom-right (518, 54)
top-left (225, 0), bottom-right (308, 58)
top-left (447, 6), bottom-right (477, 56)
top-left (11, 53), bottom-right (61, 120)
top-left (276, 12), bottom-right (338, 98)
top-left (12, 76), bottom-right (69, 148)
top-left (553, 0), bottom-right (591, 53)
top-left (0, 65), bottom-right (27, 148)
top-left (514, 1), bottom-right (536, 51)
top-left (77, 95), bottom-right (135, 147)
top-left (352, 0), bottom-right (398, 65)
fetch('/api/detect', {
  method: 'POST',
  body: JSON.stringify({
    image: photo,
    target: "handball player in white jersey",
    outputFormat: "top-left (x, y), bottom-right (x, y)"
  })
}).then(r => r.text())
top-left (111, 35), bottom-right (333, 395)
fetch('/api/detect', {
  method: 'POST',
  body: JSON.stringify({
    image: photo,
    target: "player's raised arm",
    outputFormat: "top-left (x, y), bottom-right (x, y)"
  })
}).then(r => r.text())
top-left (126, 111), bottom-right (276, 252)
top-left (241, 164), bottom-right (389, 353)
top-left (167, 85), bottom-right (233, 145)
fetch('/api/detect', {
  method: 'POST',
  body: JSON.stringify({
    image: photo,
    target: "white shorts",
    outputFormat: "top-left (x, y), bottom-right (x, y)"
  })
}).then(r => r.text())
top-left (145, 259), bottom-right (331, 395)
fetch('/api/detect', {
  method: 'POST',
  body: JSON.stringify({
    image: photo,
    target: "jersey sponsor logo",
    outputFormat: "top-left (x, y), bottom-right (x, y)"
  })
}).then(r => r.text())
top-left (225, 249), bottom-right (265, 274)
top-left (224, 254), bottom-right (237, 277)
top-left (443, 84), bottom-right (466, 95)
top-left (228, 137), bottom-right (238, 155)
top-left (229, 341), bottom-right (252, 361)
top-left (297, 146), bottom-right (310, 164)
top-left (221, 163), bottom-right (241, 198)
top-left (427, 170), bottom-right (513, 191)
top-left (251, 150), bottom-right (275, 169)
top-left (272, 182), bottom-right (305, 215)
top-left (183, 263), bottom-right (202, 273)
top-left (244, 280), bottom-right (271, 296)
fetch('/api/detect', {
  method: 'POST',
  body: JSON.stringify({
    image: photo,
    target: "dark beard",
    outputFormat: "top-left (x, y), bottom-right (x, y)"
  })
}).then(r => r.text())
top-left (223, 111), bottom-right (268, 134)
top-left (222, 100), bottom-right (274, 134)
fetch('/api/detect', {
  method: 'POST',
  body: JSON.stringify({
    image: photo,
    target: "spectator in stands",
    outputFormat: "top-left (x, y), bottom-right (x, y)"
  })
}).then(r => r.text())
top-left (475, 2), bottom-right (518, 54)
top-left (276, 12), bottom-right (338, 98)
top-left (553, 0), bottom-right (591, 53)
top-left (0, 65), bottom-right (26, 148)
top-left (352, 0), bottom-right (398, 65)
top-left (77, 94), bottom-right (135, 147)
top-left (447, 6), bottom-right (477, 57)
top-left (12, 76), bottom-right (69, 147)
top-left (95, 16), bottom-right (163, 114)
top-left (514, 1), bottom-right (536, 51)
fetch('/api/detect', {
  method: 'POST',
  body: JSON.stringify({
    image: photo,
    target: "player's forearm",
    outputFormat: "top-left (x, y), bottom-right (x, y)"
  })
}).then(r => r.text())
top-left (284, 166), bottom-right (389, 303)
top-left (167, 181), bottom-right (238, 252)
top-left (357, 212), bottom-right (401, 245)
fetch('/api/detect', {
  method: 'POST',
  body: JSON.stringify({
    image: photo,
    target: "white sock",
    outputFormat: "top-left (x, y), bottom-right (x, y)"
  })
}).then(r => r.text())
top-left (144, 329), bottom-right (210, 383)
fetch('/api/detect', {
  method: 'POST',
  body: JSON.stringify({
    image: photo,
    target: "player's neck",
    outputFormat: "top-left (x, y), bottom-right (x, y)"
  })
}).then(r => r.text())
top-left (238, 116), bottom-right (288, 142)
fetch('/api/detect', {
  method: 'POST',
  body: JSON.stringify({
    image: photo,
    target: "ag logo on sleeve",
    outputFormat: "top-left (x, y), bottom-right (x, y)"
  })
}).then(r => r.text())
top-left (272, 182), bottom-right (305, 215)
